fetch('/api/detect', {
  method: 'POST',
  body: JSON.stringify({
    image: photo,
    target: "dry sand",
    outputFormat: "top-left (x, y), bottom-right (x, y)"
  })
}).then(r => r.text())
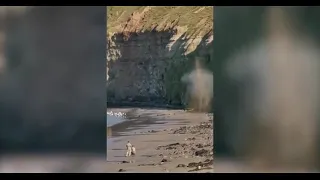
top-left (106, 108), bottom-right (213, 173)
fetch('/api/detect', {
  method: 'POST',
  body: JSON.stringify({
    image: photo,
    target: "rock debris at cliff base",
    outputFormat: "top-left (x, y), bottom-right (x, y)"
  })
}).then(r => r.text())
top-left (154, 116), bottom-right (213, 171)
top-left (134, 119), bottom-right (214, 172)
top-left (158, 120), bottom-right (213, 158)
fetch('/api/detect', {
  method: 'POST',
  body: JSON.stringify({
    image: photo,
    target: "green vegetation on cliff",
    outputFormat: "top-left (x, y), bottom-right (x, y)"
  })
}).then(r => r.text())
top-left (107, 6), bottom-right (213, 38)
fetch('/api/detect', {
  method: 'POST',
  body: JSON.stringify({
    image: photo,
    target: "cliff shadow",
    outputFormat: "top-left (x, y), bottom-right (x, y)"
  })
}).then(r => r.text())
top-left (107, 26), bottom-right (213, 111)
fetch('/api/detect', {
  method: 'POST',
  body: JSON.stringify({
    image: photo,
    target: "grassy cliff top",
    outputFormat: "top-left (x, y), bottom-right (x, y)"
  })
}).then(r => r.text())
top-left (107, 6), bottom-right (213, 37)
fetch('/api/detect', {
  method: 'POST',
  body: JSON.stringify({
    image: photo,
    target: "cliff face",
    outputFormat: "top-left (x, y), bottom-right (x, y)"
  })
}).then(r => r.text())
top-left (107, 6), bottom-right (214, 106)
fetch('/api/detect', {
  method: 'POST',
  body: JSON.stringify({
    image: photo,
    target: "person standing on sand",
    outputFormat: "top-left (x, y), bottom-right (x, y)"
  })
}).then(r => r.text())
top-left (125, 141), bottom-right (132, 157)
top-left (131, 145), bottom-right (136, 156)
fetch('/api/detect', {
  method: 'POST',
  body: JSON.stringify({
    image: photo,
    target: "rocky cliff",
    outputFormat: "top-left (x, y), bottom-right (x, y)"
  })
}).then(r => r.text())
top-left (107, 6), bottom-right (214, 106)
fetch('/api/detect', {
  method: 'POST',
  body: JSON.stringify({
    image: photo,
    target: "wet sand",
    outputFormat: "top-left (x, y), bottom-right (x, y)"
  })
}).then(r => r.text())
top-left (106, 108), bottom-right (213, 173)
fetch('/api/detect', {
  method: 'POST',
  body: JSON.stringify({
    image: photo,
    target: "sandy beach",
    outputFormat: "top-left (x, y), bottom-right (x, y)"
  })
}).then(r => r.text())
top-left (0, 108), bottom-right (213, 173)
top-left (106, 108), bottom-right (213, 173)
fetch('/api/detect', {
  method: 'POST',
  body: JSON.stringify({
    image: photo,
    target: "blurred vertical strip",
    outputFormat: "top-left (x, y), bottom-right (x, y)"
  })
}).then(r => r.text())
top-left (0, 7), bottom-right (28, 75)
top-left (0, 6), bottom-right (106, 154)
top-left (214, 6), bottom-right (320, 172)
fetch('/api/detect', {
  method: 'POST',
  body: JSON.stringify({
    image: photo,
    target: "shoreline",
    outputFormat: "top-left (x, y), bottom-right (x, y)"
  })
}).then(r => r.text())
top-left (106, 114), bottom-right (126, 128)
top-left (107, 102), bottom-right (184, 110)
top-left (106, 108), bottom-right (213, 173)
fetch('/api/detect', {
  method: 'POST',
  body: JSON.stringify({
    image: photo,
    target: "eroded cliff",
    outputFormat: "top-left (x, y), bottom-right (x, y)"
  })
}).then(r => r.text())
top-left (107, 6), bottom-right (214, 106)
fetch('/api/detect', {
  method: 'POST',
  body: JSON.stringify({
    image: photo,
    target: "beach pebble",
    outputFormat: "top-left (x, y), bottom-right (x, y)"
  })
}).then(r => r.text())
top-left (177, 164), bottom-right (186, 168)
top-left (161, 158), bottom-right (168, 162)
top-left (196, 144), bottom-right (204, 148)
top-left (195, 149), bottom-right (210, 157)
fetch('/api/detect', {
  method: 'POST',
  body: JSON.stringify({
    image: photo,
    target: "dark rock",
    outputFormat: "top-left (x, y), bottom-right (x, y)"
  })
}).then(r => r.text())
top-left (187, 162), bottom-right (199, 168)
top-left (176, 164), bottom-right (186, 168)
top-left (156, 143), bottom-right (180, 150)
top-left (173, 126), bottom-right (187, 134)
top-left (195, 149), bottom-right (210, 157)
top-left (187, 159), bottom-right (213, 168)
top-left (121, 161), bottom-right (130, 163)
top-left (118, 169), bottom-right (126, 172)
top-left (196, 144), bottom-right (204, 148)
top-left (188, 167), bottom-right (213, 172)
top-left (138, 163), bottom-right (156, 166)
top-left (161, 158), bottom-right (168, 162)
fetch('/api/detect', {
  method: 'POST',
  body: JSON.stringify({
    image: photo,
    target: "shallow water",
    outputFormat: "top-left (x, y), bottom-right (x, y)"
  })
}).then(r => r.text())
top-left (106, 114), bottom-right (125, 127)
top-left (106, 114), bottom-right (126, 147)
